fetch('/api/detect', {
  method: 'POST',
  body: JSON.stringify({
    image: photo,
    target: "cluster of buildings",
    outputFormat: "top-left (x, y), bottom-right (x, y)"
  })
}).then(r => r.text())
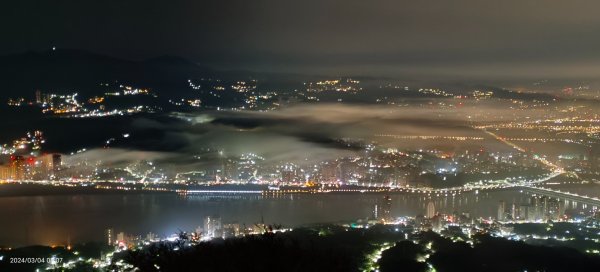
top-left (30, 141), bottom-right (552, 188)
top-left (556, 147), bottom-right (600, 179)
top-left (105, 215), bottom-right (283, 250)
top-left (198, 216), bottom-right (257, 240)
top-left (34, 90), bottom-right (83, 114)
top-left (365, 196), bottom-right (474, 233)
top-left (7, 87), bottom-right (159, 118)
top-left (0, 131), bottom-right (62, 181)
top-left (497, 196), bottom-right (566, 222)
top-left (304, 78), bottom-right (362, 93)
top-left (42, 193), bottom-right (600, 271)
top-left (105, 228), bottom-right (160, 250)
top-left (172, 146), bottom-right (548, 188)
top-left (0, 124), bottom-right (562, 189)
top-left (364, 194), bottom-right (575, 238)
top-left (340, 194), bottom-right (600, 249)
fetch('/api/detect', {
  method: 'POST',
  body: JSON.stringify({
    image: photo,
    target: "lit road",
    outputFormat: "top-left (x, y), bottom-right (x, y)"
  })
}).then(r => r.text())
top-left (183, 190), bottom-right (263, 194)
top-left (482, 129), bottom-right (565, 173)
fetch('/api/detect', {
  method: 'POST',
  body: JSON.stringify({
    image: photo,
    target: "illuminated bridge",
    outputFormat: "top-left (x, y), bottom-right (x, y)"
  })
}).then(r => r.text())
top-left (519, 186), bottom-right (600, 207)
top-left (183, 190), bottom-right (263, 194)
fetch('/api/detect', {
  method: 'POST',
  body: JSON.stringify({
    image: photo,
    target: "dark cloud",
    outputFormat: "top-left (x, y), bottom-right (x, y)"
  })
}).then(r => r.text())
top-left (69, 103), bottom-right (492, 168)
top-left (2, 0), bottom-right (600, 79)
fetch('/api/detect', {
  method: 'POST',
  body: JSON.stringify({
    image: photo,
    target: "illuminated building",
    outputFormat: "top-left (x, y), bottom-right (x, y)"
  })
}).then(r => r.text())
top-left (589, 147), bottom-right (600, 173)
top-left (373, 204), bottom-right (379, 219)
top-left (497, 201), bottom-right (506, 221)
top-left (381, 195), bottom-right (392, 222)
top-left (10, 155), bottom-right (26, 180)
top-left (106, 228), bottom-right (114, 246)
top-left (222, 223), bottom-right (241, 238)
top-left (115, 232), bottom-right (138, 248)
top-left (117, 232), bottom-right (125, 242)
top-left (52, 154), bottom-right (62, 172)
top-left (320, 162), bottom-right (338, 183)
top-left (146, 232), bottom-right (157, 241)
top-left (30, 131), bottom-right (45, 153)
top-left (34, 154), bottom-right (54, 178)
top-left (35, 90), bottom-right (41, 104)
top-left (0, 165), bottom-right (12, 180)
top-left (281, 164), bottom-right (297, 183)
top-left (426, 201), bottom-right (435, 218)
top-left (203, 216), bottom-right (222, 238)
top-left (519, 202), bottom-right (538, 222)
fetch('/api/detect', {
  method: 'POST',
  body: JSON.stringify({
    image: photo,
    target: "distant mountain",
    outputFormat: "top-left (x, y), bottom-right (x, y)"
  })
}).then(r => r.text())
top-left (0, 49), bottom-right (216, 99)
top-left (0, 49), bottom-right (568, 103)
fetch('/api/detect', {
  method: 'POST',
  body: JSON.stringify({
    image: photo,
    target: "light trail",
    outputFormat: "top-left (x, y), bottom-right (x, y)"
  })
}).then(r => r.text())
top-left (482, 129), bottom-right (564, 174)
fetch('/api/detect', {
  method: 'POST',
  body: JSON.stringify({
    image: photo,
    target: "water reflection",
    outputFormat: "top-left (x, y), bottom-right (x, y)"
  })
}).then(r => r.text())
top-left (0, 187), bottom-right (597, 247)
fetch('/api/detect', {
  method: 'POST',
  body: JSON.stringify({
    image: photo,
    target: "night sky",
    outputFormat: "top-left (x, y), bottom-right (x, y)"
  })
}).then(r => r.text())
top-left (2, 0), bottom-right (600, 78)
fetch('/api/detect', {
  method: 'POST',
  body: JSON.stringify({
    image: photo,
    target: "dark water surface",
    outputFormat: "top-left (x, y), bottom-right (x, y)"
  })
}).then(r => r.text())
top-left (0, 184), bottom-right (598, 247)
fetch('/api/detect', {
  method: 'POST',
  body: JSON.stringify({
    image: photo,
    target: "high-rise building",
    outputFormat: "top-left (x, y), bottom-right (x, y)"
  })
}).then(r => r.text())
top-left (536, 196), bottom-right (564, 221)
top-left (35, 90), bottom-right (41, 104)
top-left (280, 164), bottom-right (296, 183)
top-left (106, 228), bottom-right (114, 246)
top-left (373, 204), bottom-right (379, 220)
top-left (222, 223), bottom-right (241, 238)
top-left (34, 154), bottom-right (51, 178)
top-left (589, 147), bottom-right (600, 173)
top-left (558, 200), bottom-right (566, 219)
top-left (203, 216), bottom-right (222, 238)
top-left (519, 203), bottom-right (538, 222)
top-left (497, 201), bottom-right (506, 221)
top-left (10, 155), bottom-right (26, 180)
top-left (52, 154), bottom-right (62, 173)
top-left (0, 165), bottom-right (12, 180)
top-left (320, 162), bottom-right (338, 183)
top-left (30, 131), bottom-right (44, 153)
top-left (426, 201), bottom-right (436, 218)
top-left (146, 232), bottom-right (157, 241)
top-left (116, 232), bottom-right (126, 246)
top-left (381, 195), bottom-right (392, 222)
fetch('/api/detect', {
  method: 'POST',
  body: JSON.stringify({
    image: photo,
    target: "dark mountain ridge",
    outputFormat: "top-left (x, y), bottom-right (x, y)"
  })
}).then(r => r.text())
top-left (0, 49), bottom-right (216, 98)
